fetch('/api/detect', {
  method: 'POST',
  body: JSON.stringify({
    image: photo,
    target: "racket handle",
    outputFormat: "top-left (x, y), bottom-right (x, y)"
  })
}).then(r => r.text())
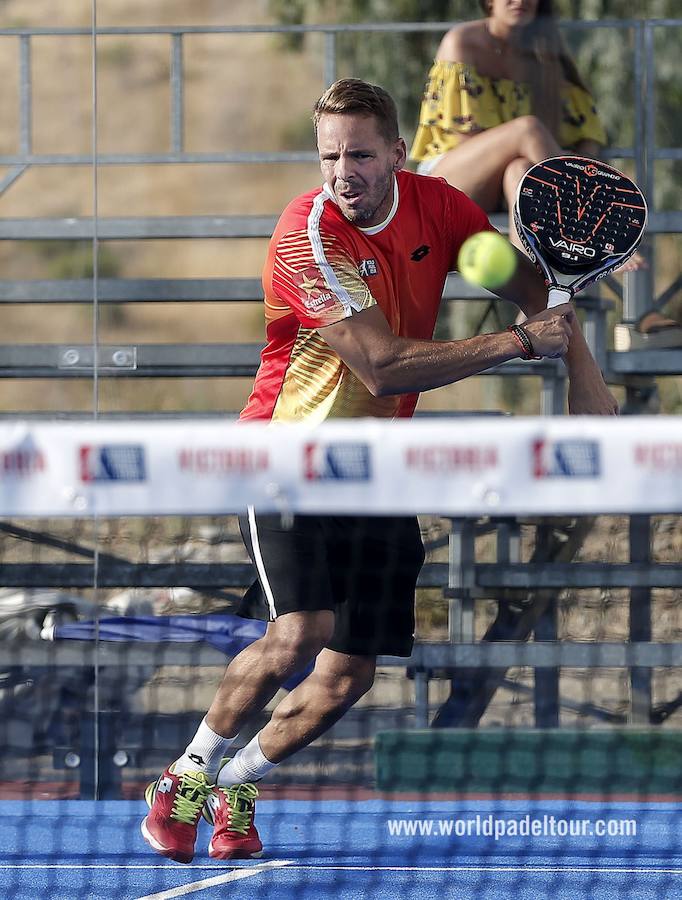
top-left (547, 287), bottom-right (573, 309)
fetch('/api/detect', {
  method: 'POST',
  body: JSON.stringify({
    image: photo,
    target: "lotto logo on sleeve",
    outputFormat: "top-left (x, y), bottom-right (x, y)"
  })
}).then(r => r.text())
top-left (533, 439), bottom-right (600, 478)
top-left (79, 445), bottom-right (147, 482)
top-left (304, 442), bottom-right (371, 481)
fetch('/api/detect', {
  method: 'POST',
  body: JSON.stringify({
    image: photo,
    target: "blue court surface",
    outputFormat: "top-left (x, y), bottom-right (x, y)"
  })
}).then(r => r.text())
top-left (1, 797), bottom-right (681, 899)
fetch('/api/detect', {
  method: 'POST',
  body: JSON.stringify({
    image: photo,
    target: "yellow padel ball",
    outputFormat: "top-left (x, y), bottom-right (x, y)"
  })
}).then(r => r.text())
top-left (457, 231), bottom-right (517, 290)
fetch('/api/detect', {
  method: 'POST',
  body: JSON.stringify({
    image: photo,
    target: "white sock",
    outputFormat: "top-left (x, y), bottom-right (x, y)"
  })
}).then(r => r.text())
top-left (173, 717), bottom-right (236, 779)
top-left (217, 733), bottom-right (277, 786)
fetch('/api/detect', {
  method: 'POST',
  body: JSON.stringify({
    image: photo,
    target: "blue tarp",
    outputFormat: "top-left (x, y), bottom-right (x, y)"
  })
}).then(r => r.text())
top-left (53, 613), bottom-right (312, 689)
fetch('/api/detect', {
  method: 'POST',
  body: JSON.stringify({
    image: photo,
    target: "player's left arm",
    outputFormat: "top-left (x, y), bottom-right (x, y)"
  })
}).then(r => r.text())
top-left (493, 248), bottom-right (619, 416)
top-left (563, 324), bottom-right (619, 415)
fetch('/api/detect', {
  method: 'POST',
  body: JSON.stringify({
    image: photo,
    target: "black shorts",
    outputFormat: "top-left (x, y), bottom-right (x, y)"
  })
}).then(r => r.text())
top-left (237, 511), bottom-right (425, 658)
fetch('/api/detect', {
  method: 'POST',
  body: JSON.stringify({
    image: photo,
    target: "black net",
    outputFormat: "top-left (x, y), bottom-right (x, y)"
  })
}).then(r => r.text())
top-left (0, 513), bottom-right (681, 900)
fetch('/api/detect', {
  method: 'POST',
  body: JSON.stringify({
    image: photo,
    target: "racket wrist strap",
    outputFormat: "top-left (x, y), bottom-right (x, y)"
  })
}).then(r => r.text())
top-left (507, 324), bottom-right (541, 361)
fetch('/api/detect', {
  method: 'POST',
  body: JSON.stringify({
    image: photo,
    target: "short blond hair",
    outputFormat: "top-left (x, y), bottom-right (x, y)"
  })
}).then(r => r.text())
top-left (313, 78), bottom-right (399, 144)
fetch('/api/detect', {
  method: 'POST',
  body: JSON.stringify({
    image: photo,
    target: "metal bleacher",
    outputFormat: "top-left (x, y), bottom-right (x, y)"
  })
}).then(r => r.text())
top-left (1, 18), bottom-right (681, 787)
top-left (3, 19), bottom-right (680, 415)
top-left (0, 213), bottom-right (568, 413)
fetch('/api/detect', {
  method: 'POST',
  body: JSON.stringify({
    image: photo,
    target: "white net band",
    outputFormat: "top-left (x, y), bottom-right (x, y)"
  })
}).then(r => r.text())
top-left (1, 416), bottom-right (680, 517)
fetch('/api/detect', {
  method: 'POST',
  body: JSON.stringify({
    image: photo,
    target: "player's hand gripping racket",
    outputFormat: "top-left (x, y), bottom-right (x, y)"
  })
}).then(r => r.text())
top-left (513, 156), bottom-right (647, 309)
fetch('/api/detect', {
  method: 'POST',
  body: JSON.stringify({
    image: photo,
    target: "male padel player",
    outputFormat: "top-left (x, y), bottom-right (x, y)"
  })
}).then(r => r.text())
top-left (142, 78), bottom-right (617, 863)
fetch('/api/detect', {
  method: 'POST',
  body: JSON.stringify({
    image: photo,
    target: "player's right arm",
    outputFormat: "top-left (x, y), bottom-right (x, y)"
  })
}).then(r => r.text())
top-left (318, 303), bottom-right (572, 398)
top-left (270, 193), bottom-right (570, 399)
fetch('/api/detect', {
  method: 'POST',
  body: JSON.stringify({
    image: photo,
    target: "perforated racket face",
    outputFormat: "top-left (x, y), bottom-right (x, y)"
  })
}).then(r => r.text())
top-left (515, 157), bottom-right (647, 276)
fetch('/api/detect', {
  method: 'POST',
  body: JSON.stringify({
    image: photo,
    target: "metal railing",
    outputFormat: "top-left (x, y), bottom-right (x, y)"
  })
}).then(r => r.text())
top-left (0, 20), bottom-right (671, 172)
top-left (0, 17), bottom-right (678, 364)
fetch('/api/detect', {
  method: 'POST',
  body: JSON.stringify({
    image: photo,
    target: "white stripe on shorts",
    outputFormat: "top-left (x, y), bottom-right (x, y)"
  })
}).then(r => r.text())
top-left (247, 505), bottom-right (278, 620)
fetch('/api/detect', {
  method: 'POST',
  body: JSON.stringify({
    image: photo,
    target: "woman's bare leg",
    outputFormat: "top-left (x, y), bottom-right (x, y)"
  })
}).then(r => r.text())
top-left (502, 155), bottom-right (534, 249)
top-left (430, 115), bottom-right (562, 212)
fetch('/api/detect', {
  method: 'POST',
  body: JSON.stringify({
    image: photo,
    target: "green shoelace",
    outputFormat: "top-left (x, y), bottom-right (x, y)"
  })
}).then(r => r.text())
top-left (170, 771), bottom-right (213, 825)
top-left (218, 782), bottom-right (259, 835)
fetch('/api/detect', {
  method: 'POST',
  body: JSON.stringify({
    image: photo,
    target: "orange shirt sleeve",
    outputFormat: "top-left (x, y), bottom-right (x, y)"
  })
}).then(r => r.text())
top-left (269, 226), bottom-right (377, 330)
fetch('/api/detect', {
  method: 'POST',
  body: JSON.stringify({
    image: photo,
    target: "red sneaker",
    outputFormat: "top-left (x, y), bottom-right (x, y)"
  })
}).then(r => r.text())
top-left (203, 781), bottom-right (263, 860)
top-left (141, 767), bottom-right (213, 864)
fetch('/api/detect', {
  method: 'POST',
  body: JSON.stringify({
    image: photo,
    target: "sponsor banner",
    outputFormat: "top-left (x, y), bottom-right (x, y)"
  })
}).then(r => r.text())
top-left (0, 418), bottom-right (680, 516)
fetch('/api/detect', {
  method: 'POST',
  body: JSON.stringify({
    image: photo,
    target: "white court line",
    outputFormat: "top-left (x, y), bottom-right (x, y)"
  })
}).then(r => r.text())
top-left (134, 859), bottom-right (293, 900)
top-left (271, 865), bottom-right (682, 875)
top-left (0, 865), bottom-right (253, 869)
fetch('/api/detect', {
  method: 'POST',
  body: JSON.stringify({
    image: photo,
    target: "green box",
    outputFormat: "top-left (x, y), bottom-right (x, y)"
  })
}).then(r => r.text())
top-left (375, 729), bottom-right (682, 795)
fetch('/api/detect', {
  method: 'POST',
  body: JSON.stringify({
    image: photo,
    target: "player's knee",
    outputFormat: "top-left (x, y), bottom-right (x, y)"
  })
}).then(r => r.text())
top-left (323, 661), bottom-right (376, 706)
top-left (346, 667), bottom-right (375, 702)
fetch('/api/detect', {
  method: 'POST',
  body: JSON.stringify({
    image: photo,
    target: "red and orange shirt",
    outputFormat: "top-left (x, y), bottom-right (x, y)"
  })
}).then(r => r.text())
top-left (240, 168), bottom-right (493, 423)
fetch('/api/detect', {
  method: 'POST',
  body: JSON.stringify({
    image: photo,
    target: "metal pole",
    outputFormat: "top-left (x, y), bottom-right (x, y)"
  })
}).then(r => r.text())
top-left (414, 671), bottom-right (429, 729)
top-left (19, 35), bottom-right (31, 155)
top-left (324, 31), bottom-right (336, 87)
top-left (623, 21), bottom-right (655, 324)
top-left (629, 515), bottom-right (652, 725)
top-left (170, 33), bottom-right (184, 154)
top-left (447, 519), bottom-right (475, 643)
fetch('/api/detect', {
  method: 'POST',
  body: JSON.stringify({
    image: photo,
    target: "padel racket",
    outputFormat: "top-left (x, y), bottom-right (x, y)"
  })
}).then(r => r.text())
top-left (513, 156), bottom-right (647, 308)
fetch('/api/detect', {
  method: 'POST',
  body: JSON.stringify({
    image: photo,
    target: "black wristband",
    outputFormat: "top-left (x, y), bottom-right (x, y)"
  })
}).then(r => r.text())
top-left (507, 324), bottom-right (541, 360)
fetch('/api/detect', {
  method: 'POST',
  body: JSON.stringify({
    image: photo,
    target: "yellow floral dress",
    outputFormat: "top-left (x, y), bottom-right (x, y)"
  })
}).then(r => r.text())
top-left (410, 60), bottom-right (607, 163)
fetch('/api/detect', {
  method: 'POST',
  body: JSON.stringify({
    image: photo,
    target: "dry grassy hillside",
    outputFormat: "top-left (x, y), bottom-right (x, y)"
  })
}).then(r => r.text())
top-left (0, 0), bottom-right (333, 412)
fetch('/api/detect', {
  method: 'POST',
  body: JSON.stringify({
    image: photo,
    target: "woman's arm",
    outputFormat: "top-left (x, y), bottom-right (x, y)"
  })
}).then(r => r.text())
top-left (436, 22), bottom-right (480, 64)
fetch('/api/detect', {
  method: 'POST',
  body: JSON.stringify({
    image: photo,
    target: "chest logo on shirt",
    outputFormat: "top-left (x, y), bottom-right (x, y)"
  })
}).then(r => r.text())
top-left (411, 244), bottom-right (431, 262)
top-left (292, 266), bottom-right (336, 312)
top-left (358, 258), bottom-right (378, 278)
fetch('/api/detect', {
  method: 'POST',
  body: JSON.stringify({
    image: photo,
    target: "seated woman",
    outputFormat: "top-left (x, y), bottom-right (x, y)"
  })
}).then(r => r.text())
top-left (410, 0), bottom-right (606, 247)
